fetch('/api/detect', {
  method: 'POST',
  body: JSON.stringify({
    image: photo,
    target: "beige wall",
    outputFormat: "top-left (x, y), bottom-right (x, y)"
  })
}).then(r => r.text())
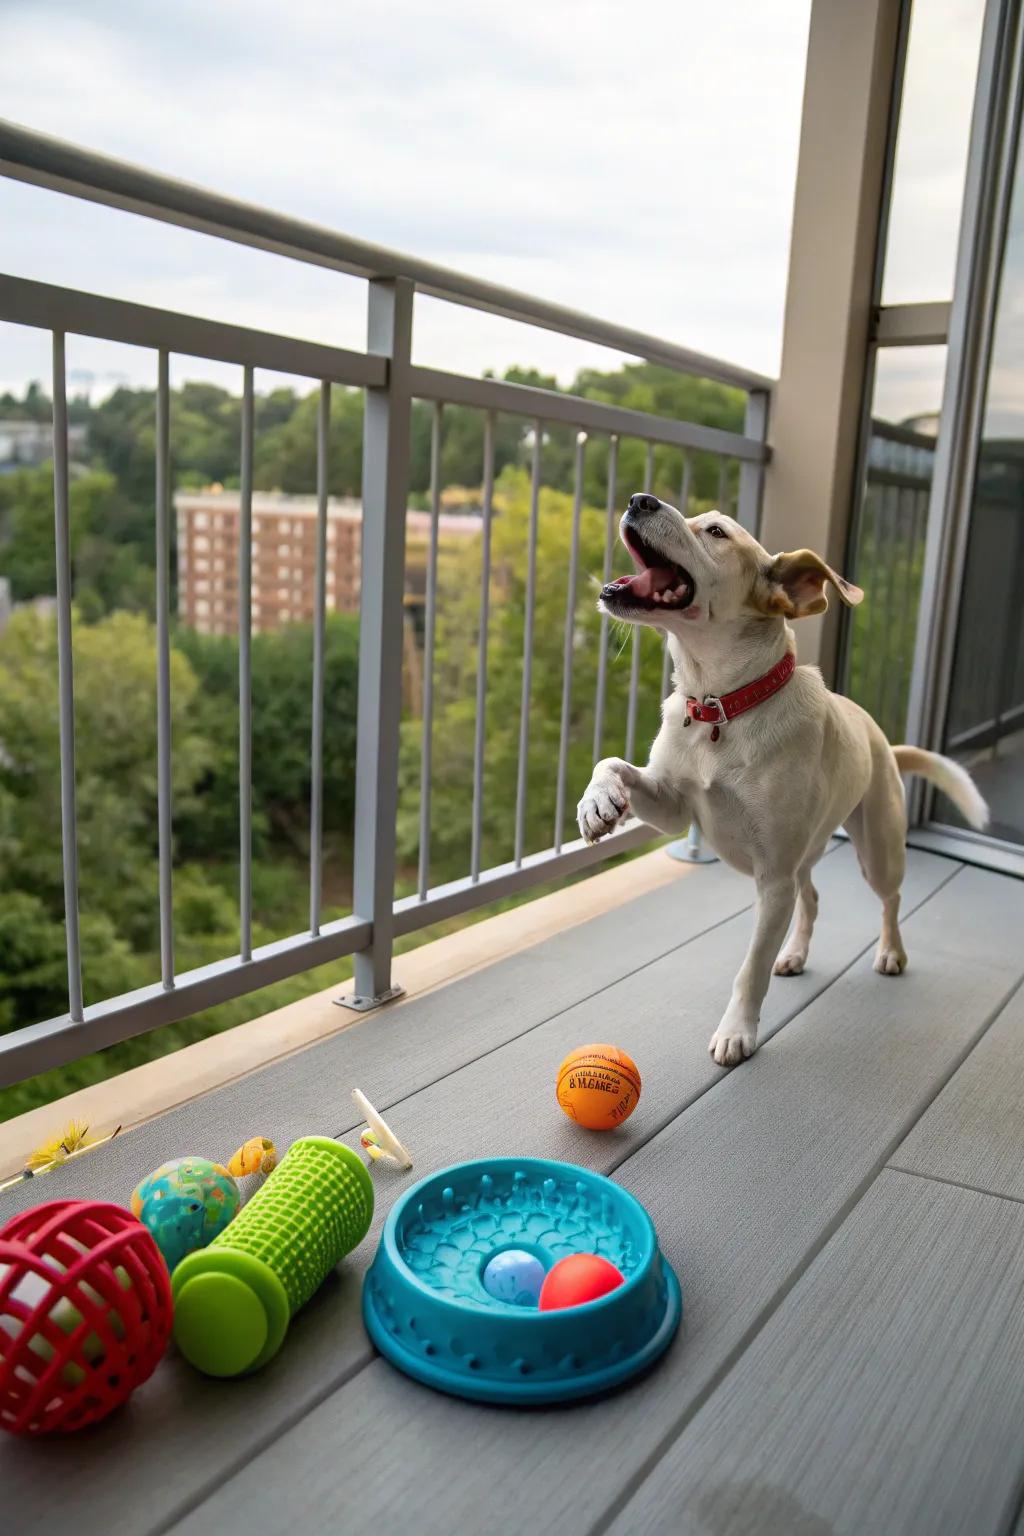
top-left (761, 0), bottom-right (902, 683)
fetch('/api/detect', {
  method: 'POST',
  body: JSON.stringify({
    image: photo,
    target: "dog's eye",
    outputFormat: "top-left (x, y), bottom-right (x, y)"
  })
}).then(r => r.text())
top-left (705, 524), bottom-right (728, 539)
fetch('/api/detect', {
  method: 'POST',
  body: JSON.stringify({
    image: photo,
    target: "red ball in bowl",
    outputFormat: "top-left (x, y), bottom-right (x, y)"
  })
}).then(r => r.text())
top-left (538, 1252), bottom-right (625, 1311)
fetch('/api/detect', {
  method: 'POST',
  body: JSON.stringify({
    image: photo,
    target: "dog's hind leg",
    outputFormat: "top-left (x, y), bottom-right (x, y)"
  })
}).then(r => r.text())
top-left (844, 755), bottom-right (908, 975)
top-left (773, 859), bottom-right (822, 976)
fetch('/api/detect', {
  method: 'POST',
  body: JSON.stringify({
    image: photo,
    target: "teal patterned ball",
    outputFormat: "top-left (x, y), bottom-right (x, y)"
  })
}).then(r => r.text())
top-left (130, 1157), bottom-right (240, 1273)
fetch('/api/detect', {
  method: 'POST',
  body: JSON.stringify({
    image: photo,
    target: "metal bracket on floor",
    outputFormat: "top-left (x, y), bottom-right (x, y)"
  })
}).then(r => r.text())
top-left (666, 823), bottom-right (719, 865)
top-left (334, 984), bottom-right (406, 1014)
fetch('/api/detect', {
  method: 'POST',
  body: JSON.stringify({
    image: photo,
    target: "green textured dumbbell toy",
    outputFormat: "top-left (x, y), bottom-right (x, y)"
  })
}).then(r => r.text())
top-left (171, 1136), bottom-right (373, 1377)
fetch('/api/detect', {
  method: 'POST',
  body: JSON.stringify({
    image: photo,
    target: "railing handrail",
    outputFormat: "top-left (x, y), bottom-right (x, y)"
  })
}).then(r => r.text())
top-left (0, 118), bottom-right (774, 395)
top-left (0, 123), bottom-right (772, 1090)
top-left (869, 418), bottom-right (937, 450)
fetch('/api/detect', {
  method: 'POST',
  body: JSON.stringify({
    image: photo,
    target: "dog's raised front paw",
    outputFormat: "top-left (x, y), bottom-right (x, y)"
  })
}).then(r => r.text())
top-left (577, 772), bottom-right (629, 844)
top-left (708, 1024), bottom-right (757, 1067)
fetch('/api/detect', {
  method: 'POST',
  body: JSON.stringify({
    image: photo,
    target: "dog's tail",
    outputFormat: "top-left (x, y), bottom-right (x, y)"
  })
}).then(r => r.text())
top-left (892, 745), bottom-right (989, 831)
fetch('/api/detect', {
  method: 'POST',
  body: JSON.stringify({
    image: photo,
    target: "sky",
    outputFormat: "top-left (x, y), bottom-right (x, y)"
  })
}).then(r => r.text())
top-left (0, 0), bottom-right (987, 418)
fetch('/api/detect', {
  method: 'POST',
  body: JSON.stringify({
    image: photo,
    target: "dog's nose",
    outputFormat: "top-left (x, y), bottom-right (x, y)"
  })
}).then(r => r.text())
top-left (628, 493), bottom-right (661, 514)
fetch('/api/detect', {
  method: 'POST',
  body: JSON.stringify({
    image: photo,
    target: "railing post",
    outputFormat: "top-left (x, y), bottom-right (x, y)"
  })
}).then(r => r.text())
top-left (666, 821), bottom-right (718, 866)
top-left (737, 388), bottom-right (770, 536)
top-left (337, 276), bottom-right (414, 1012)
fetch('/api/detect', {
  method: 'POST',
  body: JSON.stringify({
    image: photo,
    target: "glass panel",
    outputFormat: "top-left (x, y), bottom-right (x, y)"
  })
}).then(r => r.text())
top-left (844, 346), bottom-right (945, 742)
top-left (939, 109), bottom-right (1024, 843)
top-left (882, 0), bottom-right (986, 306)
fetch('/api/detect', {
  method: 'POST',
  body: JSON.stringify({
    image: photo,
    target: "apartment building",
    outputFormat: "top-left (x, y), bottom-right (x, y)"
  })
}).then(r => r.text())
top-left (174, 488), bottom-right (479, 636)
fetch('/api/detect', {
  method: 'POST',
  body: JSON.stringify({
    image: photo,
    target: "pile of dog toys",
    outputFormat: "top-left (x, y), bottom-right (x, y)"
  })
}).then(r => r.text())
top-left (0, 1092), bottom-right (408, 1434)
top-left (0, 1042), bottom-right (683, 1431)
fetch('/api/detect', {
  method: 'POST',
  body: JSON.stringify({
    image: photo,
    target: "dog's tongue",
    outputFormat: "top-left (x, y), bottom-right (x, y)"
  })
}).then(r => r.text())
top-left (628, 564), bottom-right (678, 599)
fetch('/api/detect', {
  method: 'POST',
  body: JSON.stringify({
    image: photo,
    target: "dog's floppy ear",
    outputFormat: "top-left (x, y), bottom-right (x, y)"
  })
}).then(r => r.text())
top-left (754, 549), bottom-right (864, 619)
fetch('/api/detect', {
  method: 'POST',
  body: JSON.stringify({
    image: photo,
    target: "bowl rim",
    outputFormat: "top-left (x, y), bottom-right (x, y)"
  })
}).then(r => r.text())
top-left (378, 1156), bottom-right (659, 1321)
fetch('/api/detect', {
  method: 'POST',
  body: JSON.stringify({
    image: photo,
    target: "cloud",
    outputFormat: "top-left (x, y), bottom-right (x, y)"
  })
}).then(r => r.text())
top-left (0, 0), bottom-right (987, 418)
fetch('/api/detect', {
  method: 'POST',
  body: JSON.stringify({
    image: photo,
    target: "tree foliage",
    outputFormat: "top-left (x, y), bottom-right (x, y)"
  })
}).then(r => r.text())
top-left (0, 360), bottom-right (742, 1119)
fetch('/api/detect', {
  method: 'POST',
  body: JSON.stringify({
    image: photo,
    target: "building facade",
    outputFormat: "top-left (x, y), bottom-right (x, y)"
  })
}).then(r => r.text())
top-left (174, 489), bottom-right (479, 636)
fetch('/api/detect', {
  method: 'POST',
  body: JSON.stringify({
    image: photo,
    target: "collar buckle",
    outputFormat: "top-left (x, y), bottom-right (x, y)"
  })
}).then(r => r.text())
top-left (686, 694), bottom-right (727, 727)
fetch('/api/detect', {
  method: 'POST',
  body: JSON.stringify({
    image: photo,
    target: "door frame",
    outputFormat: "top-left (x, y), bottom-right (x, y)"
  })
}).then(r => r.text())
top-left (903, 0), bottom-right (1024, 872)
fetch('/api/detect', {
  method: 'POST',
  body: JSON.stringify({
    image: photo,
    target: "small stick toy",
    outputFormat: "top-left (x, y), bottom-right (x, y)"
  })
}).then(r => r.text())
top-left (0, 1121), bottom-right (122, 1194)
top-left (352, 1089), bottom-right (413, 1169)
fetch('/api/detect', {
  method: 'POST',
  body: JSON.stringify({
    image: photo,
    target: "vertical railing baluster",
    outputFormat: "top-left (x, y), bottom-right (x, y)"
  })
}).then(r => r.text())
top-left (737, 388), bottom-right (769, 535)
top-left (679, 450), bottom-right (692, 515)
top-left (663, 451), bottom-right (690, 700)
top-left (626, 442), bottom-right (653, 761)
top-left (896, 485), bottom-right (927, 737)
top-left (878, 484), bottom-right (904, 739)
top-left (892, 484), bottom-right (924, 739)
top-left (238, 366), bottom-right (254, 961)
top-left (717, 455), bottom-right (729, 517)
top-left (51, 332), bottom-right (84, 1023)
top-left (514, 421), bottom-right (543, 867)
top-left (344, 277), bottom-right (414, 1010)
top-left (418, 402), bottom-right (442, 899)
top-left (554, 432), bottom-right (586, 851)
top-left (876, 483), bottom-right (901, 734)
top-left (865, 483), bottom-right (883, 711)
top-left (309, 382), bottom-right (330, 935)
top-left (155, 351), bottom-right (174, 990)
top-left (470, 412), bottom-right (495, 882)
top-left (592, 434), bottom-right (618, 763)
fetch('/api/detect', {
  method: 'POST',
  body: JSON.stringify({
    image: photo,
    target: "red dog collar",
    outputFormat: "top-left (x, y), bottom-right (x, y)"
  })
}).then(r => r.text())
top-left (685, 651), bottom-right (796, 741)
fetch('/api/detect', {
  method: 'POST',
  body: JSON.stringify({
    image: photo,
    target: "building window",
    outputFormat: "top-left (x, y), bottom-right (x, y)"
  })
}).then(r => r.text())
top-left (192, 512), bottom-right (209, 529)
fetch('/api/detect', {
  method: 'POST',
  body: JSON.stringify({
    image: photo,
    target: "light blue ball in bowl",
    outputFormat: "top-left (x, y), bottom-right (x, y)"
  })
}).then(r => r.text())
top-left (481, 1247), bottom-right (547, 1307)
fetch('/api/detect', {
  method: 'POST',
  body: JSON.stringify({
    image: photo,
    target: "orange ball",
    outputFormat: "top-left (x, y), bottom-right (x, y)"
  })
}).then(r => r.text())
top-left (555, 1044), bottom-right (641, 1131)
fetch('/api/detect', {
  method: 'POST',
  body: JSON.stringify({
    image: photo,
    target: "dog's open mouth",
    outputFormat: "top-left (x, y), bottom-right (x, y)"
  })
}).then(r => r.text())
top-left (602, 526), bottom-right (695, 611)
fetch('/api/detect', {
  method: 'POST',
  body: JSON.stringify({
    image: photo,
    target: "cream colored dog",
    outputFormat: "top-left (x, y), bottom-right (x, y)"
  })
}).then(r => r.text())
top-left (577, 493), bottom-right (988, 1068)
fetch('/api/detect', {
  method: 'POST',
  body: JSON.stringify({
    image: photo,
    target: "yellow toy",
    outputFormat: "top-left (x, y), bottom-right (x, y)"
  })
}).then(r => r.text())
top-left (228, 1137), bottom-right (278, 1179)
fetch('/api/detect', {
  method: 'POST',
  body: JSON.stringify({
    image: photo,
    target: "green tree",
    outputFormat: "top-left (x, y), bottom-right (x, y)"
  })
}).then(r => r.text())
top-left (0, 608), bottom-right (210, 955)
top-left (397, 466), bottom-right (667, 884)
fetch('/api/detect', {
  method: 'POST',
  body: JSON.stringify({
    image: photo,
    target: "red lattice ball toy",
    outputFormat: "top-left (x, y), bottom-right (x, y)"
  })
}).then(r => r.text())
top-left (0, 1199), bottom-right (173, 1435)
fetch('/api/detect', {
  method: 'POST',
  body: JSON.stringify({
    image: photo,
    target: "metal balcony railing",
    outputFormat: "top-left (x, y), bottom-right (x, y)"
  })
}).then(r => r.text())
top-left (0, 120), bottom-right (772, 1087)
top-left (843, 420), bottom-right (935, 743)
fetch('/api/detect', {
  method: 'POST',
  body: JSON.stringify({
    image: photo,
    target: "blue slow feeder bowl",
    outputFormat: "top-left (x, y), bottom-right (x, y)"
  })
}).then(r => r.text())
top-left (362, 1157), bottom-right (682, 1405)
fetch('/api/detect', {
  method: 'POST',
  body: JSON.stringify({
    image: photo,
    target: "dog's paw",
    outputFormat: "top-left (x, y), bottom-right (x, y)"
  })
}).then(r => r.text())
top-left (873, 944), bottom-right (907, 976)
top-left (577, 774), bottom-right (630, 844)
top-left (773, 949), bottom-right (807, 976)
top-left (708, 1024), bottom-right (757, 1067)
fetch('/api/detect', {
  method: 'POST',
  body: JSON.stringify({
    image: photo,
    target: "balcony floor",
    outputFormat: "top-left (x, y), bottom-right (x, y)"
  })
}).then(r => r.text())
top-left (4, 841), bottom-right (1024, 1536)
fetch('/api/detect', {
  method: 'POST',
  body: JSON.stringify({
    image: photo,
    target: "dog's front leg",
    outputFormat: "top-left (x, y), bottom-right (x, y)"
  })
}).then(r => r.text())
top-left (577, 757), bottom-right (689, 844)
top-left (709, 874), bottom-right (797, 1067)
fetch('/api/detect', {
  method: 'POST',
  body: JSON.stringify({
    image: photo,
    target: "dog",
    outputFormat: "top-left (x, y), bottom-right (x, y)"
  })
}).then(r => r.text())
top-left (577, 492), bottom-right (988, 1067)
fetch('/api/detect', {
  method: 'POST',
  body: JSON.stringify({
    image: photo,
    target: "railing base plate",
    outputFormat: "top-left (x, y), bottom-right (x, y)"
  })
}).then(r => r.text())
top-left (334, 984), bottom-right (406, 1014)
top-left (666, 837), bottom-right (718, 866)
